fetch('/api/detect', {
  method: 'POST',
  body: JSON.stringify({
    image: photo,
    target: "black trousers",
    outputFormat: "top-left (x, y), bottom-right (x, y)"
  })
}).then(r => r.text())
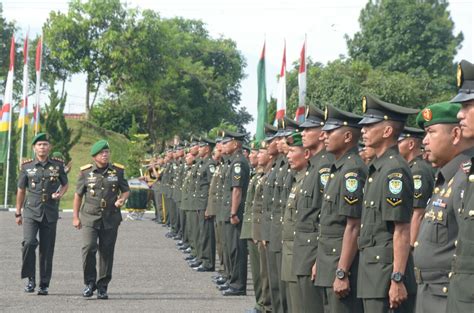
top-left (82, 223), bottom-right (119, 288)
top-left (21, 216), bottom-right (57, 287)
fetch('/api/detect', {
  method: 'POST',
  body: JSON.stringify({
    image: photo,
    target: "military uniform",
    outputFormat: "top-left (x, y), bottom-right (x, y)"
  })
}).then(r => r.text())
top-left (357, 95), bottom-right (419, 312)
top-left (18, 148), bottom-right (68, 291)
top-left (216, 155), bottom-right (231, 278)
top-left (76, 159), bottom-right (129, 292)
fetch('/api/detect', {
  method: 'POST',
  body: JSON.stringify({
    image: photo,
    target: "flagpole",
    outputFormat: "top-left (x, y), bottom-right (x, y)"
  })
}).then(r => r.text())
top-left (34, 35), bottom-right (43, 137)
top-left (4, 36), bottom-right (15, 208)
top-left (19, 30), bottom-right (29, 169)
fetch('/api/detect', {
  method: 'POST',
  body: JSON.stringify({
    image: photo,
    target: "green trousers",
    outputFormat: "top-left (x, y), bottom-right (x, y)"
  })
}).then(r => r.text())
top-left (248, 240), bottom-right (263, 311)
top-left (362, 296), bottom-right (416, 313)
top-left (224, 221), bottom-right (248, 291)
top-left (258, 242), bottom-right (272, 312)
top-left (199, 215), bottom-right (216, 270)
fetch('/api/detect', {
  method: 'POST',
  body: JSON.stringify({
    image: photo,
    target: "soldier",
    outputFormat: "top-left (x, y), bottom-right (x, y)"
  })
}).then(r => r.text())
top-left (413, 102), bottom-right (472, 313)
top-left (173, 143), bottom-right (186, 241)
top-left (447, 59), bottom-right (474, 312)
top-left (240, 140), bottom-right (263, 312)
top-left (281, 131), bottom-right (307, 313)
top-left (220, 130), bottom-right (250, 296)
top-left (180, 149), bottom-right (197, 259)
top-left (295, 105), bottom-right (333, 312)
top-left (397, 127), bottom-right (435, 248)
top-left (73, 140), bottom-right (130, 299)
top-left (357, 95), bottom-right (419, 312)
top-left (193, 137), bottom-right (217, 272)
top-left (186, 139), bottom-right (202, 266)
top-left (15, 133), bottom-right (68, 295)
top-left (313, 105), bottom-right (366, 313)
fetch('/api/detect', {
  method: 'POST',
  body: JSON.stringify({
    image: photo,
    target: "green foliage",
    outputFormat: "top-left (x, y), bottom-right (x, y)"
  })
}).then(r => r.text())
top-left (43, 84), bottom-right (82, 163)
top-left (208, 120), bottom-right (238, 139)
top-left (346, 0), bottom-right (462, 76)
top-left (127, 133), bottom-right (149, 178)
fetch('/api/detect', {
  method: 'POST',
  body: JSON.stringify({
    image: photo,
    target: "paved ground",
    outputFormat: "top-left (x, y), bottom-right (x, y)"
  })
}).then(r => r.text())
top-left (0, 212), bottom-right (255, 312)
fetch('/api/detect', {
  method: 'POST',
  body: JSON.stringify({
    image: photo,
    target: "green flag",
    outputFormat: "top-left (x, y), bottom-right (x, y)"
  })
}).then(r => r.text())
top-left (255, 42), bottom-right (267, 142)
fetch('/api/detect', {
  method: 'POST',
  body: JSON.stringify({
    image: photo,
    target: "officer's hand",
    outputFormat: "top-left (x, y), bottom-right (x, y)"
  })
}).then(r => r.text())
top-left (389, 281), bottom-right (407, 309)
top-left (204, 210), bottom-right (210, 219)
top-left (16, 216), bottom-right (22, 226)
top-left (230, 215), bottom-right (240, 225)
top-left (311, 263), bottom-right (317, 281)
top-left (115, 198), bottom-right (125, 208)
top-left (51, 192), bottom-right (61, 200)
top-left (73, 217), bottom-right (82, 229)
top-left (333, 277), bottom-right (350, 298)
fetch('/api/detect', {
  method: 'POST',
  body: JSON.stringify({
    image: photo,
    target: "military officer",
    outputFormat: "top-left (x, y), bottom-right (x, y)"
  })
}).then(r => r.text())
top-left (296, 104), bottom-right (333, 312)
top-left (357, 95), bottom-right (419, 312)
top-left (447, 59), bottom-right (474, 312)
top-left (16, 133), bottom-right (68, 295)
top-left (313, 105), bottom-right (366, 313)
top-left (73, 140), bottom-right (130, 299)
top-left (413, 102), bottom-right (473, 313)
top-left (397, 127), bottom-right (435, 248)
top-left (180, 149), bottom-right (196, 258)
top-left (220, 130), bottom-right (250, 296)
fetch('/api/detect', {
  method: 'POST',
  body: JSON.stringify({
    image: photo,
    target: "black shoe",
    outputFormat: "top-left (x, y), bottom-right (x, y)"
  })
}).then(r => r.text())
top-left (82, 284), bottom-right (96, 297)
top-left (189, 261), bottom-right (202, 268)
top-left (178, 244), bottom-right (189, 251)
top-left (97, 288), bottom-right (108, 300)
top-left (184, 247), bottom-right (192, 253)
top-left (211, 274), bottom-right (221, 280)
top-left (37, 286), bottom-right (49, 295)
top-left (176, 241), bottom-right (184, 246)
top-left (217, 283), bottom-right (229, 291)
top-left (24, 278), bottom-right (35, 293)
top-left (184, 255), bottom-right (195, 261)
top-left (222, 287), bottom-right (246, 296)
top-left (245, 309), bottom-right (262, 313)
top-left (195, 265), bottom-right (213, 272)
top-left (215, 277), bottom-right (227, 285)
top-left (173, 236), bottom-right (182, 240)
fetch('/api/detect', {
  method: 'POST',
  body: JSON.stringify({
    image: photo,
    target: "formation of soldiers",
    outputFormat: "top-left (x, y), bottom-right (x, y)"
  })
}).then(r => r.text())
top-left (149, 59), bottom-right (474, 313)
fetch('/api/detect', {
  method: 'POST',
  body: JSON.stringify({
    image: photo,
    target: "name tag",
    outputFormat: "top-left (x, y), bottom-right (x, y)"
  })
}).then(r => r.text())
top-left (107, 176), bottom-right (118, 182)
top-left (289, 193), bottom-right (296, 199)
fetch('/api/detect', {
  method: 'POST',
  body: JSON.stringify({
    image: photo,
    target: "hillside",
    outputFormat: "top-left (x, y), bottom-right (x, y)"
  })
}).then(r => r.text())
top-left (59, 119), bottom-right (130, 209)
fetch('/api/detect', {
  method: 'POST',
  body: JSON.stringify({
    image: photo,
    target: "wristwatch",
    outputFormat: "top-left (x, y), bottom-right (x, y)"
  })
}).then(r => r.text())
top-left (391, 272), bottom-right (404, 283)
top-left (335, 268), bottom-right (346, 280)
top-left (230, 213), bottom-right (237, 218)
top-left (15, 213), bottom-right (22, 218)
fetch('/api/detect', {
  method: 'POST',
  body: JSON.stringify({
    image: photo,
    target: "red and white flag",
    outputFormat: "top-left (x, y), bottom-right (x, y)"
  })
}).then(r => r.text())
top-left (0, 36), bottom-right (15, 163)
top-left (274, 42), bottom-right (286, 125)
top-left (18, 32), bottom-right (29, 129)
top-left (31, 36), bottom-right (43, 135)
top-left (295, 38), bottom-right (306, 122)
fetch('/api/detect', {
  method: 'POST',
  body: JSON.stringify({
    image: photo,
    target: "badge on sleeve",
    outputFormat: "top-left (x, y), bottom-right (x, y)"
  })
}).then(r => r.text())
top-left (345, 173), bottom-right (358, 193)
top-left (319, 168), bottom-right (331, 187)
top-left (209, 164), bottom-right (215, 174)
top-left (389, 179), bottom-right (403, 194)
top-left (413, 175), bottom-right (422, 190)
top-left (234, 163), bottom-right (241, 174)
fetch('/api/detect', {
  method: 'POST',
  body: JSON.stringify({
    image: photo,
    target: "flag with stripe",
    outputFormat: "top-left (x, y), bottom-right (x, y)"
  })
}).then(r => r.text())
top-left (274, 42), bottom-right (286, 125)
top-left (295, 39), bottom-right (306, 122)
top-left (31, 36), bottom-right (42, 135)
top-left (18, 33), bottom-right (29, 129)
top-left (255, 42), bottom-right (267, 142)
top-left (0, 36), bottom-right (15, 163)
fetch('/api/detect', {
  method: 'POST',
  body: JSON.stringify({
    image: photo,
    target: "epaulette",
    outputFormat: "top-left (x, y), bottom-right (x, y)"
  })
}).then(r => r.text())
top-left (51, 157), bottom-right (64, 163)
top-left (113, 162), bottom-right (125, 170)
top-left (461, 161), bottom-right (471, 174)
top-left (21, 158), bottom-right (33, 165)
top-left (80, 164), bottom-right (93, 171)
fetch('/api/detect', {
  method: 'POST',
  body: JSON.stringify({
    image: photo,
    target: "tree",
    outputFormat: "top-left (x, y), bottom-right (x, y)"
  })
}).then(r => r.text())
top-left (346, 0), bottom-right (462, 76)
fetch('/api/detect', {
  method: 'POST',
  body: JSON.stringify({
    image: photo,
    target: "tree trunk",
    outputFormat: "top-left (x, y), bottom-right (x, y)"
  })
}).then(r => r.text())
top-left (85, 76), bottom-right (90, 117)
top-left (147, 97), bottom-right (156, 144)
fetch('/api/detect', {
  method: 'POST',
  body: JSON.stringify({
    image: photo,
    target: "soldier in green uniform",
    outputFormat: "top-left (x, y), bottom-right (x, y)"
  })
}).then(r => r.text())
top-left (397, 127), bottom-right (435, 248)
top-left (220, 130), bottom-right (250, 296)
top-left (240, 140), bottom-right (263, 312)
top-left (294, 105), bottom-right (333, 312)
top-left (180, 149), bottom-right (197, 258)
top-left (281, 131), bottom-right (307, 313)
top-left (194, 137), bottom-right (217, 272)
top-left (447, 59), bottom-right (474, 313)
top-left (173, 143), bottom-right (186, 241)
top-left (313, 105), bottom-right (366, 313)
top-left (413, 102), bottom-right (473, 313)
top-left (161, 149), bottom-right (173, 226)
top-left (15, 133), bottom-right (69, 295)
top-left (72, 140), bottom-right (130, 299)
top-left (186, 139), bottom-right (202, 266)
top-left (357, 95), bottom-right (419, 312)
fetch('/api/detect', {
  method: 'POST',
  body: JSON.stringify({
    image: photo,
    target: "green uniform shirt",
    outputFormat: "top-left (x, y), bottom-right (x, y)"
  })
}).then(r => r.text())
top-left (261, 156), bottom-right (283, 241)
top-left (173, 159), bottom-right (185, 207)
top-left (410, 156), bottom-right (436, 209)
top-left (222, 151), bottom-right (250, 220)
top-left (315, 147), bottom-right (367, 287)
top-left (216, 156), bottom-right (230, 223)
top-left (194, 157), bottom-right (216, 211)
top-left (241, 167), bottom-right (258, 239)
top-left (251, 170), bottom-right (267, 241)
top-left (357, 145), bottom-right (417, 298)
top-left (76, 163), bottom-right (130, 229)
top-left (180, 164), bottom-right (194, 211)
top-left (18, 157), bottom-right (68, 223)
top-left (206, 161), bottom-right (221, 216)
top-left (292, 150), bottom-right (334, 276)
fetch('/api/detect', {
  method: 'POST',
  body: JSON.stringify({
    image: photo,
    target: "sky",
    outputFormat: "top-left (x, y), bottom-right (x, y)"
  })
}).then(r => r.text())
top-left (3, 0), bottom-right (474, 134)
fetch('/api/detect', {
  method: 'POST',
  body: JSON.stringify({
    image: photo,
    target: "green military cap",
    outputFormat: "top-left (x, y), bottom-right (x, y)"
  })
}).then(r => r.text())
top-left (452, 60), bottom-right (474, 103)
top-left (200, 137), bottom-right (215, 147)
top-left (416, 102), bottom-right (461, 129)
top-left (322, 104), bottom-right (363, 131)
top-left (90, 139), bottom-right (110, 156)
top-left (264, 123), bottom-right (278, 141)
top-left (31, 132), bottom-right (49, 145)
top-left (51, 151), bottom-right (65, 160)
top-left (215, 136), bottom-right (223, 143)
top-left (259, 140), bottom-right (268, 149)
top-left (398, 126), bottom-right (425, 141)
top-left (250, 140), bottom-right (260, 150)
top-left (221, 130), bottom-right (246, 144)
top-left (274, 116), bottom-right (302, 137)
top-left (300, 105), bottom-right (325, 128)
top-left (286, 131), bottom-right (303, 147)
top-left (359, 95), bottom-right (419, 125)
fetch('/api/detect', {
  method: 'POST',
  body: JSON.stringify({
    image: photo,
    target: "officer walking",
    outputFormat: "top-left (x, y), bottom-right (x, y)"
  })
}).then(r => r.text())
top-left (16, 133), bottom-right (68, 295)
top-left (72, 140), bottom-right (130, 299)
top-left (357, 95), bottom-right (419, 312)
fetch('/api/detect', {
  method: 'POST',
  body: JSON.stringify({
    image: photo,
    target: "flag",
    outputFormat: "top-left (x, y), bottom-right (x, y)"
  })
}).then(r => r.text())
top-left (31, 36), bottom-right (43, 135)
top-left (255, 42), bottom-right (267, 142)
top-left (274, 42), bottom-right (286, 125)
top-left (0, 36), bottom-right (15, 163)
top-left (295, 38), bottom-right (306, 122)
top-left (18, 33), bottom-right (29, 129)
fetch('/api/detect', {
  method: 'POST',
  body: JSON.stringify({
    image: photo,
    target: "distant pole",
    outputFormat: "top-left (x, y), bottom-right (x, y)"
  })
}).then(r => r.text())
top-left (472, 0), bottom-right (474, 60)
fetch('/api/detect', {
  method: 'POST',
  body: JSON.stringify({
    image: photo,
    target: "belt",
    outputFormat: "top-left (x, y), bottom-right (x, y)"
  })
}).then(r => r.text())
top-left (414, 268), bottom-right (449, 284)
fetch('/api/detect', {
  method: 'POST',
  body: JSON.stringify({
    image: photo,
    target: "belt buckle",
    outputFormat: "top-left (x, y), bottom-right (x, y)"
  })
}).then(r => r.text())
top-left (41, 194), bottom-right (48, 202)
top-left (414, 267), bottom-right (422, 284)
top-left (100, 199), bottom-right (107, 208)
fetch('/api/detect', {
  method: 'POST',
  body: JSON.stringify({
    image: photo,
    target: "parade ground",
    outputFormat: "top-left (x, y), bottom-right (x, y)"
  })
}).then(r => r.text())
top-left (0, 211), bottom-right (254, 312)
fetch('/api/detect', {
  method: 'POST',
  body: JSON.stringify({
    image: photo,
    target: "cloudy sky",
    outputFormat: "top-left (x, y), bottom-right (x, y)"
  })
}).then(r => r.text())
top-left (3, 0), bottom-right (473, 134)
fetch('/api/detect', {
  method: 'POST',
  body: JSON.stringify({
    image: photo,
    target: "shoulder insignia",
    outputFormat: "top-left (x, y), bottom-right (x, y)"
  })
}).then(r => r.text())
top-left (80, 164), bottom-right (93, 171)
top-left (113, 163), bottom-right (125, 169)
top-left (21, 158), bottom-right (33, 165)
top-left (51, 157), bottom-right (64, 163)
top-left (461, 161), bottom-right (471, 174)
